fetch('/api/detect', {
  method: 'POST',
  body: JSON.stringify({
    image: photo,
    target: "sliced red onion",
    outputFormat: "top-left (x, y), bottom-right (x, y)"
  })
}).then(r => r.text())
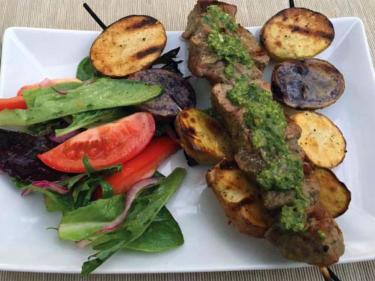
top-left (31, 180), bottom-right (69, 194)
top-left (97, 178), bottom-right (159, 234)
top-left (21, 189), bottom-right (32, 197)
top-left (49, 130), bottom-right (80, 143)
top-left (76, 240), bottom-right (92, 249)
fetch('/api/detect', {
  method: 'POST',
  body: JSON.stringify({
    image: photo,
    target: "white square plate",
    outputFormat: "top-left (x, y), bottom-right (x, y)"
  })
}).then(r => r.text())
top-left (0, 17), bottom-right (375, 274)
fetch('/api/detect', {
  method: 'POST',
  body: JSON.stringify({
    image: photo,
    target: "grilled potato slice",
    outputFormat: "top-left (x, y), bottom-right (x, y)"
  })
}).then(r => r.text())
top-left (272, 58), bottom-right (345, 109)
top-left (129, 69), bottom-right (196, 119)
top-left (90, 15), bottom-right (167, 77)
top-left (311, 168), bottom-right (351, 218)
top-left (291, 111), bottom-right (346, 168)
top-left (206, 161), bottom-right (272, 238)
top-left (175, 108), bottom-right (233, 165)
top-left (260, 8), bottom-right (334, 61)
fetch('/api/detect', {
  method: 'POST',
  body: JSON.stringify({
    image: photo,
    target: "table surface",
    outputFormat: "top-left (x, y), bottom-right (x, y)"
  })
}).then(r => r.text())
top-left (0, 0), bottom-right (374, 280)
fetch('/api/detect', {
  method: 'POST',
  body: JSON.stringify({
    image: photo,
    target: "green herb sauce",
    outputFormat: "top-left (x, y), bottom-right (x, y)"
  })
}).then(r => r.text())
top-left (228, 80), bottom-right (307, 232)
top-left (317, 230), bottom-right (327, 240)
top-left (203, 5), bottom-right (308, 232)
top-left (204, 5), bottom-right (253, 78)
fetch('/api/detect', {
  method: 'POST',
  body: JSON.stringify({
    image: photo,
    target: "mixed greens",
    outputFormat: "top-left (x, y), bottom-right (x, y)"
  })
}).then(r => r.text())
top-left (0, 6), bottom-right (201, 272)
top-left (0, 45), bottom-right (192, 274)
top-left (17, 165), bottom-right (185, 274)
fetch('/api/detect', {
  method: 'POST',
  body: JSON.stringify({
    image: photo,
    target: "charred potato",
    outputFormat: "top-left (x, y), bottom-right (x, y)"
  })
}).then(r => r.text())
top-left (291, 111), bottom-right (346, 168)
top-left (90, 15), bottom-right (167, 77)
top-left (175, 108), bottom-right (233, 165)
top-left (311, 168), bottom-right (351, 218)
top-left (260, 8), bottom-right (334, 61)
top-left (206, 161), bottom-right (272, 237)
top-left (272, 58), bottom-right (345, 109)
top-left (129, 69), bottom-right (196, 119)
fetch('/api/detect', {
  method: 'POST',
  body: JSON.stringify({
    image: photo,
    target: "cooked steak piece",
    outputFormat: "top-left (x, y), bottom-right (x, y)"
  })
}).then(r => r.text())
top-left (183, 0), bottom-right (269, 84)
top-left (211, 83), bottom-right (313, 209)
top-left (266, 204), bottom-right (344, 266)
top-left (183, 0), bottom-right (237, 40)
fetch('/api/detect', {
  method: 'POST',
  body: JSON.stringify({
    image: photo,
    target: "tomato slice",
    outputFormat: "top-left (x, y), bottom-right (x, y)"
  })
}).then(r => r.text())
top-left (105, 136), bottom-right (180, 195)
top-left (17, 78), bottom-right (81, 96)
top-left (38, 112), bottom-right (155, 173)
top-left (0, 96), bottom-right (27, 110)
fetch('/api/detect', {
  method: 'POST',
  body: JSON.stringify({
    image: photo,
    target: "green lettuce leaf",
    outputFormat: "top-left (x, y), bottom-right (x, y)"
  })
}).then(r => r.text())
top-left (59, 195), bottom-right (124, 241)
top-left (80, 167), bottom-right (186, 275)
top-left (126, 207), bottom-right (183, 253)
top-left (25, 185), bottom-right (74, 213)
top-left (23, 82), bottom-right (83, 108)
top-left (76, 57), bottom-right (97, 81)
top-left (55, 108), bottom-right (126, 137)
top-left (0, 78), bottom-right (162, 127)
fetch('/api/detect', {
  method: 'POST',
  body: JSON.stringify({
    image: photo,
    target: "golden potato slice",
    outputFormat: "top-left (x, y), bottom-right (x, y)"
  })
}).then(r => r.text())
top-left (90, 15), bottom-right (167, 77)
top-left (175, 108), bottom-right (233, 165)
top-left (291, 111), bottom-right (346, 168)
top-left (311, 168), bottom-right (351, 218)
top-left (206, 161), bottom-right (272, 238)
top-left (260, 8), bottom-right (334, 61)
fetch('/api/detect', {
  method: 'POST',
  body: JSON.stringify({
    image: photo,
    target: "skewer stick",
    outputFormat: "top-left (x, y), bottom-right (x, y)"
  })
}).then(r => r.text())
top-left (83, 3), bottom-right (107, 30)
top-left (320, 267), bottom-right (342, 281)
top-left (289, 0), bottom-right (295, 8)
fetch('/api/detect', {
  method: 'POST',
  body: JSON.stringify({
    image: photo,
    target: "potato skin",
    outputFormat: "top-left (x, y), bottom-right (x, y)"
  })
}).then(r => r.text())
top-left (90, 15), bottom-right (167, 77)
top-left (272, 58), bottom-right (345, 109)
top-left (206, 161), bottom-right (272, 238)
top-left (128, 69), bottom-right (196, 120)
top-left (175, 108), bottom-right (233, 165)
top-left (311, 168), bottom-right (351, 218)
top-left (260, 8), bottom-right (334, 61)
top-left (291, 111), bottom-right (346, 168)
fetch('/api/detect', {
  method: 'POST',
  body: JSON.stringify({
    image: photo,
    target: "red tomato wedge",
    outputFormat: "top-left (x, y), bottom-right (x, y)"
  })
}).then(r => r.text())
top-left (38, 112), bottom-right (155, 173)
top-left (17, 78), bottom-right (81, 96)
top-left (106, 136), bottom-right (180, 195)
top-left (0, 96), bottom-right (27, 110)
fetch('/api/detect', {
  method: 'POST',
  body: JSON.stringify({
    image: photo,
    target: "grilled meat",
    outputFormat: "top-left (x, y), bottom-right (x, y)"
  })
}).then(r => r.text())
top-left (212, 83), bottom-right (318, 209)
top-left (266, 204), bottom-right (344, 266)
top-left (184, 0), bottom-right (344, 266)
top-left (183, 0), bottom-right (269, 84)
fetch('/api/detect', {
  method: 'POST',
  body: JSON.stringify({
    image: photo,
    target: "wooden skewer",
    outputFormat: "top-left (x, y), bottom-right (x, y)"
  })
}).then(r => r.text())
top-left (320, 267), bottom-right (342, 281)
top-left (83, 3), bottom-right (107, 30)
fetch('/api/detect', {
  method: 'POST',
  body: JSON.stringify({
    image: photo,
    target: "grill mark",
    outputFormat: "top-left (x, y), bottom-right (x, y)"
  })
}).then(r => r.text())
top-left (133, 45), bottom-right (164, 59)
top-left (126, 17), bottom-right (158, 30)
top-left (250, 49), bottom-right (268, 57)
top-left (288, 24), bottom-right (334, 40)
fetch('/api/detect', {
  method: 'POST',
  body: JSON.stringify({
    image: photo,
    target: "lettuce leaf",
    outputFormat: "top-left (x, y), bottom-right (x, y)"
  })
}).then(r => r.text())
top-left (0, 78), bottom-right (162, 127)
top-left (55, 108), bottom-right (126, 137)
top-left (76, 57), bottom-right (97, 81)
top-left (126, 207), bottom-right (183, 253)
top-left (79, 167), bottom-right (186, 275)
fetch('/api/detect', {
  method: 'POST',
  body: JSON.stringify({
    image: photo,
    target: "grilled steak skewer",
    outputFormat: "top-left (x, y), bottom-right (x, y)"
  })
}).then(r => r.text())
top-left (183, 0), bottom-right (344, 266)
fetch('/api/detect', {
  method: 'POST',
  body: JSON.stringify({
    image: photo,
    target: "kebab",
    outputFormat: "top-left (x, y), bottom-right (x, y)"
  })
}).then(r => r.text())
top-left (181, 0), bottom-right (345, 267)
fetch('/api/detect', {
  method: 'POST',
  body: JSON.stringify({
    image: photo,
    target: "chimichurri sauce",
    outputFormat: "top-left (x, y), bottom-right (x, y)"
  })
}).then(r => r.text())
top-left (204, 5), bottom-right (308, 232)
